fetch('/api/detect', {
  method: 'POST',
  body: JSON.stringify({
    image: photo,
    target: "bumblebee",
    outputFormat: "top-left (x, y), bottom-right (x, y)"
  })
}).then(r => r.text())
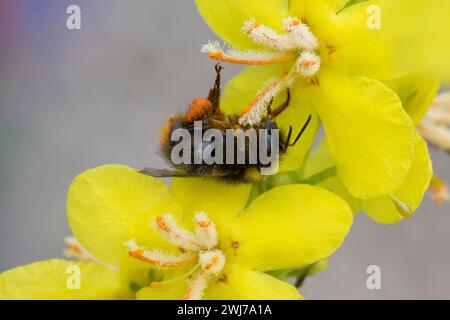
top-left (140, 64), bottom-right (311, 183)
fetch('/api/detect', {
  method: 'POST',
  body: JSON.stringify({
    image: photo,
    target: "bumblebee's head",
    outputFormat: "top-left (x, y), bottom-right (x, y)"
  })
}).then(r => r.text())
top-left (263, 118), bottom-right (278, 130)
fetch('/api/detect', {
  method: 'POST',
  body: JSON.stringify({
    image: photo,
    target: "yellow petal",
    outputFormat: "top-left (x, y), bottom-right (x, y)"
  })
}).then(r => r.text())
top-left (305, 68), bottom-right (415, 199)
top-left (222, 64), bottom-right (319, 172)
top-left (364, 135), bottom-right (433, 224)
top-left (222, 64), bottom-right (290, 114)
top-left (301, 138), bottom-right (335, 178)
top-left (67, 165), bottom-right (182, 267)
top-left (195, 0), bottom-right (289, 48)
top-left (325, 1), bottom-right (403, 79)
top-left (204, 265), bottom-right (303, 300)
top-left (171, 178), bottom-right (250, 244)
top-left (136, 269), bottom-right (188, 300)
top-left (302, 139), bottom-right (362, 213)
top-left (317, 177), bottom-right (363, 214)
top-left (289, 0), bottom-right (395, 79)
top-left (383, 74), bottom-right (440, 126)
top-left (0, 259), bottom-right (129, 300)
top-left (289, 0), bottom-right (348, 20)
top-left (233, 184), bottom-right (353, 271)
top-left (172, 178), bottom-right (251, 220)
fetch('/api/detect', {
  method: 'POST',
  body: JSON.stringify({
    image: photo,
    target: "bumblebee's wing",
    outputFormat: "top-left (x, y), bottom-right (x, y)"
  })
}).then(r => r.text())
top-left (139, 167), bottom-right (226, 178)
top-left (139, 168), bottom-right (189, 177)
top-left (139, 167), bottom-right (230, 178)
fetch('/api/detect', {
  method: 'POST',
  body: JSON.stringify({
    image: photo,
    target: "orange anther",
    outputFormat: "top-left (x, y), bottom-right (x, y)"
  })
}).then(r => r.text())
top-left (205, 256), bottom-right (220, 270)
top-left (245, 21), bottom-right (261, 33)
top-left (156, 216), bottom-right (171, 232)
top-left (289, 19), bottom-right (301, 26)
top-left (68, 244), bottom-right (82, 254)
top-left (197, 220), bottom-right (212, 228)
top-left (430, 175), bottom-right (449, 204)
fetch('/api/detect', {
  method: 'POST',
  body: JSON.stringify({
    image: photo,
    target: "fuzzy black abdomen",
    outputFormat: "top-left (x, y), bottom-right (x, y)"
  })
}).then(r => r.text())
top-left (162, 118), bottom-right (286, 182)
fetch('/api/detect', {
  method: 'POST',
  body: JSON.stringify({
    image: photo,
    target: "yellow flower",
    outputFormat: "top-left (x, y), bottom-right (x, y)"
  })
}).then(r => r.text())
top-left (62, 164), bottom-right (351, 300)
top-left (0, 260), bottom-right (130, 300)
top-left (299, 72), bottom-right (437, 224)
top-left (196, 0), bottom-right (417, 200)
top-left (302, 132), bottom-right (432, 224)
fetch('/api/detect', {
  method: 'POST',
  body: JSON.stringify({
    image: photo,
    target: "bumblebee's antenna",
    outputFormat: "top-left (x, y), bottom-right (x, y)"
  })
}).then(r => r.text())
top-left (285, 115), bottom-right (312, 149)
top-left (285, 126), bottom-right (293, 150)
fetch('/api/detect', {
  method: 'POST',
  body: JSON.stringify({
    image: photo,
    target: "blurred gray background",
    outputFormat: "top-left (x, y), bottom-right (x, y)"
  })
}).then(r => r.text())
top-left (0, 0), bottom-right (449, 299)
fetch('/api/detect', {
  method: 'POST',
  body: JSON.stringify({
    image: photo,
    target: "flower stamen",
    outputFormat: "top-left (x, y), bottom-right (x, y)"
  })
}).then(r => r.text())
top-left (202, 17), bottom-right (322, 125)
top-left (182, 272), bottom-right (209, 300)
top-left (239, 72), bottom-right (298, 126)
top-left (201, 41), bottom-right (296, 65)
top-left (124, 239), bottom-right (196, 268)
top-left (418, 92), bottom-right (450, 151)
top-left (430, 175), bottom-right (449, 204)
top-left (125, 212), bottom-right (226, 300)
top-left (195, 212), bottom-right (218, 249)
top-left (296, 51), bottom-right (321, 77)
top-left (199, 250), bottom-right (226, 275)
top-left (243, 18), bottom-right (299, 51)
top-left (284, 17), bottom-right (319, 51)
top-left (64, 236), bottom-right (95, 262)
top-left (418, 120), bottom-right (450, 151)
top-left (153, 214), bottom-right (202, 251)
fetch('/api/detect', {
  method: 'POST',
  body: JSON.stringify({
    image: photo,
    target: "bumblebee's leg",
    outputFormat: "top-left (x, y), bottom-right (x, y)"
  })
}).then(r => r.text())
top-left (208, 118), bottom-right (234, 130)
top-left (266, 97), bottom-right (275, 116)
top-left (288, 115), bottom-right (312, 147)
top-left (271, 89), bottom-right (291, 118)
top-left (208, 63), bottom-right (224, 112)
